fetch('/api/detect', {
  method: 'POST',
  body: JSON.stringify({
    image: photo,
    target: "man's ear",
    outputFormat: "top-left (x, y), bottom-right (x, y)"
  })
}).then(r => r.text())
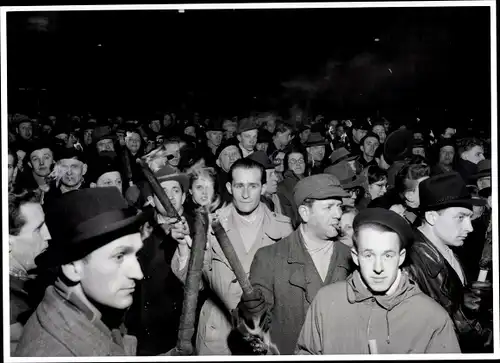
top-left (61, 260), bottom-right (84, 283)
top-left (226, 182), bottom-right (233, 196)
top-left (297, 205), bottom-right (310, 223)
top-left (28, 161), bottom-right (33, 170)
top-left (424, 211), bottom-right (438, 226)
top-left (206, 132), bottom-right (211, 140)
top-left (237, 135), bottom-right (242, 144)
top-left (181, 192), bottom-right (186, 206)
top-left (360, 145), bottom-right (365, 153)
top-left (216, 159), bottom-right (221, 168)
top-left (90, 182), bottom-right (97, 188)
top-left (399, 248), bottom-right (407, 267)
top-left (351, 247), bottom-right (359, 267)
top-left (82, 163), bottom-right (88, 176)
top-left (261, 183), bottom-right (267, 196)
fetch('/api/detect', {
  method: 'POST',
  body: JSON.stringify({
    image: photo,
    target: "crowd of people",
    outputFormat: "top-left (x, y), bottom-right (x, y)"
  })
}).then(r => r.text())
top-left (7, 108), bottom-right (493, 356)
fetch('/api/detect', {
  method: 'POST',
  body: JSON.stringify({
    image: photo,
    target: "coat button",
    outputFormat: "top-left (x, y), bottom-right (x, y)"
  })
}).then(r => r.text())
top-left (371, 298), bottom-right (376, 302)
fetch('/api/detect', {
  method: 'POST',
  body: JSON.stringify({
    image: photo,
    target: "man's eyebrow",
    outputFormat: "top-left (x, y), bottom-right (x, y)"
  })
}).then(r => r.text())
top-left (111, 246), bottom-right (136, 255)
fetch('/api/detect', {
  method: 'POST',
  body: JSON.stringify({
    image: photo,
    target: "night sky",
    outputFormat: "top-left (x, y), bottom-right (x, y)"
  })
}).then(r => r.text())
top-left (6, 5), bottom-right (492, 122)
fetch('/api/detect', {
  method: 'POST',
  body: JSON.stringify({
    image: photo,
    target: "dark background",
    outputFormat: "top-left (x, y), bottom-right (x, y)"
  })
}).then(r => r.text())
top-left (6, 6), bottom-right (492, 124)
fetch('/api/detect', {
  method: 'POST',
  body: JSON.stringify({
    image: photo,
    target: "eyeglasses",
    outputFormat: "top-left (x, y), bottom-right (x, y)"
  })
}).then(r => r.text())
top-left (289, 158), bottom-right (305, 165)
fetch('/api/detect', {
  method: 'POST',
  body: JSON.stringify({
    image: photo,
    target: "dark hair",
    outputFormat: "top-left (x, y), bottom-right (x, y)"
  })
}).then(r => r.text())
top-left (273, 122), bottom-right (293, 137)
top-left (9, 190), bottom-right (42, 236)
top-left (283, 146), bottom-right (308, 174)
top-left (228, 157), bottom-right (266, 185)
top-left (366, 165), bottom-right (388, 185)
top-left (374, 145), bottom-right (384, 159)
top-left (457, 137), bottom-right (485, 155)
top-left (360, 132), bottom-right (380, 146)
top-left (352, 222), bottom-right (404, 251)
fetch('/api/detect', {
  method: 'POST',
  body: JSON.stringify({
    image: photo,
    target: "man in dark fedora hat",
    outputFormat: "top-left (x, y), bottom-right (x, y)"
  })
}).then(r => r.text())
top-left (328, 147), bottom-right (358, 167)
top-left (14, 188), bottom-right (149, 356)
top-left (303, 132), bottom-right (328, 175)
top-left (406, 172), bottom-right (491, 353)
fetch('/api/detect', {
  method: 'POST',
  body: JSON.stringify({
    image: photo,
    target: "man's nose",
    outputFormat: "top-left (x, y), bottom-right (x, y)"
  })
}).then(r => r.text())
top-left (129, 258), bottom-right (144, 281)
top-left (242, 187), bottom-right (250, 199)
top-left (373, 256), bottom-right (384, 274)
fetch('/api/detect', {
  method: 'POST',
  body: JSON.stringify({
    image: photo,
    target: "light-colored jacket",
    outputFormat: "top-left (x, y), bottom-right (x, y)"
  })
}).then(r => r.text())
top-left (171, 203), bottom-right (293, 355)
top-left (296, 270), bottom-right (461, 354)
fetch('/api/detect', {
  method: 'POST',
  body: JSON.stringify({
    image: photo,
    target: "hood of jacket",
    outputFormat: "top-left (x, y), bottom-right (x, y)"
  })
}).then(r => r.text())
top-left (346, 270), bottom-right (422, 344)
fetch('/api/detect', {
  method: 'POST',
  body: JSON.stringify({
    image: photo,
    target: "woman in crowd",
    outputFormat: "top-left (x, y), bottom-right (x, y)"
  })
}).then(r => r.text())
top-left (276, 146), bottom-right (308, 228)
top-left (357, 165), bottom-right (388, 209)
top-left (270, 150), bottom-right (286, 182)
top-left (338, 205), bottom-right (358, 248)
top-left (184, 166), bottom-right (223, 221)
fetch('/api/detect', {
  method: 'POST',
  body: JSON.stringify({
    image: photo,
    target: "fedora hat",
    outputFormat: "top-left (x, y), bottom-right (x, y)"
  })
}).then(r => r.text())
top-left (324, 161), bottom-right (367, 190)
top-left (419, 171), bottom-right (487, 212)
top-left (471, 159), bottom-right (491, 180)
top-left (383, 129), bottom-right (414, 164)
top-left (304, 132), bottom-right (329, 147)
top-left (246, 150), bottom-right (274, 169)
top-left (35, 187), bottom-right (150, 268)
top-left (329, 147), bottom-right (358, 165)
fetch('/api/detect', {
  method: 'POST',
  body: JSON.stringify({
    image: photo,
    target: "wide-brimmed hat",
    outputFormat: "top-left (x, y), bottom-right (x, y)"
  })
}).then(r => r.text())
top-left (93, 125), bottom-right (116, 144)
top-left (304, 132), bottom-right (329, 147)
top-left (324, 161), bottom-right (367, 190)
top-left (471, 159), bottom-right (491, 180)
top-left (383, 129), bottom-right (414, 164)
top-left (35, 187), bottom-right (150, 268)
top-left (329, 147), bottom-right (358, 165)
top-left (154, 164), bottom-right (189, 191)
top-left (246, 150), bottom-right (274, 169)
top-left (419, 171), bottom-right (487, 212)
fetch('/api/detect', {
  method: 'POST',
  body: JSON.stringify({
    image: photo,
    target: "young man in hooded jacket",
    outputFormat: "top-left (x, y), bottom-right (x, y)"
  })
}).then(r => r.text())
top-left (295, 208), bottom-right (460, 354)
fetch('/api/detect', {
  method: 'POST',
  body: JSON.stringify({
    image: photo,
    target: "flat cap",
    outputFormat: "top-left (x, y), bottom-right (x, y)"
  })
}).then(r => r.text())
top-left (354, 207), bottom-right (414, 249)
top-left (293, 173), bottom-right (350, 207)
top-left (237, 118), bottom-right (258, 134)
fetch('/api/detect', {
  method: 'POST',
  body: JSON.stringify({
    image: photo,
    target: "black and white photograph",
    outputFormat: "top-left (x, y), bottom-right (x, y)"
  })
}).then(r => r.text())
top-left (2, 1), bottom-right (497, 359)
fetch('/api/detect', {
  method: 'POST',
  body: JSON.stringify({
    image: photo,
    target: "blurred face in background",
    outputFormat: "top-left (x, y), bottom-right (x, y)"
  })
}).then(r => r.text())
top-left (18, 121), bottom-right (33, 140)
top-left (217, 145), bottom-right (241, 172)
top-left (372, 125), bottom-right (386, 144)
top-left (439, 146), bottom-right (455, 166)
top-left (83, 129), bottom-right (94, 146)
top-left (96, 138), bottom-right (115, 153)
top-left (55, 133), bottom-right (69, 146)
top-left (442, 127), bottom-right (456, 139)
top-left (287, 152), bottom-right (306, 176)
top-left (339, 211), bottom-right (356, 247)
top-left (125, 132), bottom-right (142, 155)
top-left (403, 176), bottom-right (429, 209)
top-left (307, 145), bottom-right (326, 162)
top-left (361, 136), bottom-right (380, 158)
top-left (149, 119), bottom-right (162, 133)
top-left (299, 129), bottom-right (311, 144)
top-left (412, 146), bottom-right (426, 158)
top-left (238, 129), bottom-right (258, 151)
top-left (96, 171), bottom-right (123, 194)
top-left (29, 148), bottom-right (54, 178)
top-left (368, 178), bottom-right (388, 200)
top-left (207, 130), bottom-right (223, 147)
top-left (184, 126), bottom-right (196, 138)
top-left (223, 120), bottom-right (237, 140)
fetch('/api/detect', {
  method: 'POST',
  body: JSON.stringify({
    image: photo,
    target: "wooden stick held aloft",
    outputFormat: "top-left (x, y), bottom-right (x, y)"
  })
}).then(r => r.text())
top-left (136, 158), bottom-right (180, 221)
top-left (211, 217), bottom-right (253, 297)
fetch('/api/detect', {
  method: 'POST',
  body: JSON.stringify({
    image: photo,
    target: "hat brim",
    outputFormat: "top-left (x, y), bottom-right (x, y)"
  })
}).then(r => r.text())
top-left (295, 187), bottom-right (350, 206)
top-left (423, 198), bottom-right (487, 212)
top-left (342, 174), bottom-right (368, 190)
top-left (157, 174), bottom-right (190, 192)
top-left (305, 141), bottom-right (329, 147)
top-left (35, 209), bottom-right (151, 269)
top-left (471, 171), bottom-right (491, 180)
